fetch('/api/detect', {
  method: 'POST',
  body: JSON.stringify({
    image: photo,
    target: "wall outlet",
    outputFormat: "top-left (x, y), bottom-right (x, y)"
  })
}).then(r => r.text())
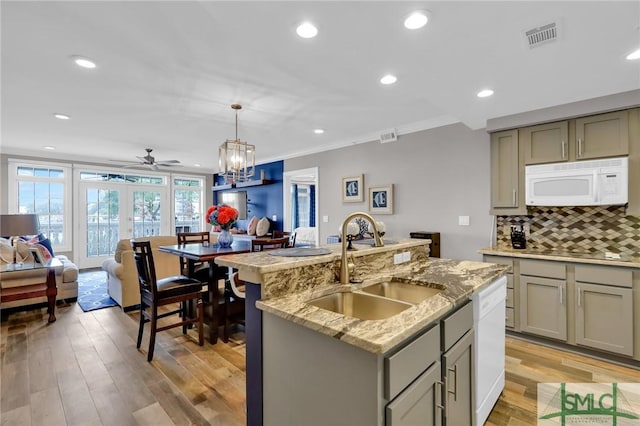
top-left (402, 251), bottom-right (411, 262)
top-left (393, 253), bottom-right (403, 264)
top-left (458, 215), bottom-right (470, 226)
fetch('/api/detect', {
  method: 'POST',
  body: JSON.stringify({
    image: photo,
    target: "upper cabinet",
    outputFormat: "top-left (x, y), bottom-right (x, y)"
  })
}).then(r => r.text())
top-left (522, 121), bottom-right (569, 164)
top-left (523, 110), bottom-right (629, 165)
top-left (575, 110), bottom-right (629, 160)
top-left (490, 129), bottom-right (526, 215)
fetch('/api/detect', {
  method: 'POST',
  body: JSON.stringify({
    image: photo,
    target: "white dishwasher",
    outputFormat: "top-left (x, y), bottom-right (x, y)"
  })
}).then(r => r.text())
top-left (473, 276), bottom-right (507, 426)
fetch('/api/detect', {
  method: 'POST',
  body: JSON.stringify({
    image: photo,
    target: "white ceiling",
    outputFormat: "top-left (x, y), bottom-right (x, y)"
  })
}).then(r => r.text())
top-left (2, 1), bottom-right (639, 173)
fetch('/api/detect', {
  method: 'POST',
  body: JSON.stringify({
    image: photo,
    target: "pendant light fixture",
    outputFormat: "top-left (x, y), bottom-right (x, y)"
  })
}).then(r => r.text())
top-left (218, 104), bottom-right (255, 184)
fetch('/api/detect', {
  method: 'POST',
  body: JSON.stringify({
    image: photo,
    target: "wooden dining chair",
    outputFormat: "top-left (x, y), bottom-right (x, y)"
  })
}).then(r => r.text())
top-left (251, 236), bottom-right (290, 252)
top-left (176, 231), bottom-right (210, 277)
top-left (223, 269), bottom-right (246, 342)
top-left (132, 240), bottom-right (204, 362)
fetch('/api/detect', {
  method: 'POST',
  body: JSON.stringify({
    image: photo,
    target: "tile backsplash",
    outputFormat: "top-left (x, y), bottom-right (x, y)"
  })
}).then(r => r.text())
top-left (496, 206), bottom-right (640, 256)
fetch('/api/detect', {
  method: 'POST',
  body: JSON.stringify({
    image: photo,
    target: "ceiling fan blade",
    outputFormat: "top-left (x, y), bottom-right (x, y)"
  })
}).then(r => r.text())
top-left (156, 159), bottom-right (180, 164)
top-left (121, 163), bottom-right (145, 169)
top-left (109, 159), bottom-right (143, 164)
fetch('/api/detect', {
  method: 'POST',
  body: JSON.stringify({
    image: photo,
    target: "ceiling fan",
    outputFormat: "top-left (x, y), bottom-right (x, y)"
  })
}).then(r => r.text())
top-left (110, 148), bottom-right (181, 171)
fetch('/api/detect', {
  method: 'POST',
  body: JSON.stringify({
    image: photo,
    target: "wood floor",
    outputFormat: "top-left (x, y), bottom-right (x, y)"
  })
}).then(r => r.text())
top-left (1, 301), bottom-right (639, 426)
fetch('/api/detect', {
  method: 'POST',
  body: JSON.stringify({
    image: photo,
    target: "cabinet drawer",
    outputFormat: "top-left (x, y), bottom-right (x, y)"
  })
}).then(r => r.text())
top-left (520, 259), bottom-right (566, 279)
top-left (506, 288), bottom-right (514, 308)
top-left (575, 264), bottom-right (632, 288)
top-left (506, 307), bottom-right (515, 328)
top-left (384, 324), bottom-right (440, 400)
top-left (483, 255), bottom-right (513, 270)
top-left (441, 302), bottom-right (473, 352)
top-left (386, 360), bottom-right (442, 426)
top-left (506, 274), bottom-right (514, 289)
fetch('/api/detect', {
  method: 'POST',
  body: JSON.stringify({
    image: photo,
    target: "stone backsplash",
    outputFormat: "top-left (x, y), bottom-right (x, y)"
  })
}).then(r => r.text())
top-left (496, 206), bottom-right (640, 256)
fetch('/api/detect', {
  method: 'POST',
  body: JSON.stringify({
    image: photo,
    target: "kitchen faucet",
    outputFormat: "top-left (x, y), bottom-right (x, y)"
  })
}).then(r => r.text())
top-left (339, 212), bottom-right (384, 284)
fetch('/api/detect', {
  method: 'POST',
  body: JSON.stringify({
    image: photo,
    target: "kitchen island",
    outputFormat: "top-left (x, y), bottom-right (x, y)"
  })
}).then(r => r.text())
top-left (216, 239), bottom-right (508, 425)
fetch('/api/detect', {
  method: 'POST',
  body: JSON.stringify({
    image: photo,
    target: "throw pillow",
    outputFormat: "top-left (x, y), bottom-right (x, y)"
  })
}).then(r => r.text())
top-left (30, 233), bottom-right (55, 257)
top-left (0, 237), bottom-right (15, 263)
top-left (256, 217), bottom-right (270, 237)
top-left (247, 216), bottom-right (259, 236)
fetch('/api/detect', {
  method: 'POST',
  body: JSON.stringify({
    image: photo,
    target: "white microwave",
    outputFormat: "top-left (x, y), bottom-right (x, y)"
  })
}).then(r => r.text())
top-left (525, 157), bottom-right (628, 206)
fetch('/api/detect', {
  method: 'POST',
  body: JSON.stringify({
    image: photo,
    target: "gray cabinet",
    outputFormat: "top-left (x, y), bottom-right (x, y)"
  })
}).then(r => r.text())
top-left (574, 264), bottom-right (634, 357)
top-left (442, 330), bottom-right (474, 426)
top-left (520, 275), bottom-right (567, 341)
top-left (490, 129), bottom-right (525, 214)
top-left (522, 121), bottom-right (569, 164)
top-left (575, 110), bottom-right (629, 160)
top-left (386, 361), bottom-right (442, 426)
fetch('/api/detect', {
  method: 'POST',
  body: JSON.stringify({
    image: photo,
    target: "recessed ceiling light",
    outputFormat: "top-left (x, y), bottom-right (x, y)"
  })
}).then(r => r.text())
top-left (43, 146), bottom-right (55, 150)
top-left (296, 22), bottom-right (318, 39)
top-left (477, 89), bottom-right (494, 98)
top-left (72, 56), bottom-right (97, 69)
top-left (313, 129), bottom-right (324, 134)
top-left (53, 113), bottom-right (70, 120)
top-left (626, 48), bottom-right (640, 60)
top-left (404, 11), bottom-right (429, 30)
top-left (194, 163), bottom-right (201, 167)
top-left (380, 74), bottom-right (397, 85)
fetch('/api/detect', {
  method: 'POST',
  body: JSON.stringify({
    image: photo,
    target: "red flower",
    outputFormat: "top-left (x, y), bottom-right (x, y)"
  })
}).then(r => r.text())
top-left (206, 204), bottom-right (238, 229)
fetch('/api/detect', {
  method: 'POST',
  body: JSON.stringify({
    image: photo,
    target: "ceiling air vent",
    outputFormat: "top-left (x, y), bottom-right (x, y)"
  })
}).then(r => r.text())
top-left (379, 128), bottom-right (397, 143)
top-left (525, 22), bottom-right (558, 48)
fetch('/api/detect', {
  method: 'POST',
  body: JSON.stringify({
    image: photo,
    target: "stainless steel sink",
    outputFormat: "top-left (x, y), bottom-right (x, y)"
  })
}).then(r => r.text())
top-left (360, 280), bottom-right (445, 304)
top-left (307, 291), bottom-right (411, 320)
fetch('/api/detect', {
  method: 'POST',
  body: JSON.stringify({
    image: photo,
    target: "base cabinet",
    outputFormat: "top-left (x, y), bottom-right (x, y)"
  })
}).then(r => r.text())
top-left (442, 330), bottom-right (474, 426)
top-left (263, 302), bottom-right (476, 426)
top-left (386, 361), bottom-right (442, 426)
top-left (520, 275), bottom-right (567, 341)
top-left (483, 254), bottom-right (637, 359)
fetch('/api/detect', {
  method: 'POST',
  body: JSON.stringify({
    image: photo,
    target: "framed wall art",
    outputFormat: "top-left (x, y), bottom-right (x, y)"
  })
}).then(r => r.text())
top-left (369, 184), bottom-right (393, 214)
top-left (342, 174), bottom-right (364, 202)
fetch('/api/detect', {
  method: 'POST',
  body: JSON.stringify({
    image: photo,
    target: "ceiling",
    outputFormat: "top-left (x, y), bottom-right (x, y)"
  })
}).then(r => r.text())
top-left (2, 1), bottom-right (639, 173)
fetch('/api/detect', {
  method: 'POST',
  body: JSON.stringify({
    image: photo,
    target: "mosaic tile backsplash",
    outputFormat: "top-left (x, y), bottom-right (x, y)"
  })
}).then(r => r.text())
top-left (496, 206), bottom-right (640, 256)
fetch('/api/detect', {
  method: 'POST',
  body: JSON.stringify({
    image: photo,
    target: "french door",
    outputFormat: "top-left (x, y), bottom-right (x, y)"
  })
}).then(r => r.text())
top-left (77, 182), bottom-right (169, 268)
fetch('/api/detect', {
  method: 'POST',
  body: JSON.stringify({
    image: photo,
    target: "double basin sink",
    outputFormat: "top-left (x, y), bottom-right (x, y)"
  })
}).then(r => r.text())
top-left (307, 279), bottom-right (445, 320)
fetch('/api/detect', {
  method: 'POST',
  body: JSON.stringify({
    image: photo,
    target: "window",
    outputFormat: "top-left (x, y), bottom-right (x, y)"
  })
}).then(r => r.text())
top-left (173, 177), bottom-right (204, 233)
top-left (8, 160), bottom-right (72, 251)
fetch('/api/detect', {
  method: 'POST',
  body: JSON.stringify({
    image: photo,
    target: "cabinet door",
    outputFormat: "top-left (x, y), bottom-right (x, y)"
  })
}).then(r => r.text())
top-left (520, 276), bottom-right (567, 341)
top-left (491, 129), bottom-right (521, 210)
top-left (522, 121), bottom-right (569, 164)
top-left (386, 361), bottom-right (442, 426)
top-left (575, 283), bottom-right (633, 356)
top-left (575, 110), bottom-right (629, 159)
top-left (443, 330), bottom-right (474, 426)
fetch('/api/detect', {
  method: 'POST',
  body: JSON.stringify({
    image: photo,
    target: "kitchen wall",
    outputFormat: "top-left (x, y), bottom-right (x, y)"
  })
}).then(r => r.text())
top-left (496, 206), bottom-right (640, 256)
top-left (285, 123), bottom-right (491, 261)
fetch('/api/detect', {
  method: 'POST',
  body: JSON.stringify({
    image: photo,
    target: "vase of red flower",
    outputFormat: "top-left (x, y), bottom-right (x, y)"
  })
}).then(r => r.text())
top-left (206, 204), bottom-right (238, 248)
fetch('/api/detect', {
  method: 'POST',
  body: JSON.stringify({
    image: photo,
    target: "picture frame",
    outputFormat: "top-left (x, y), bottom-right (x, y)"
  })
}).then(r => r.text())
top-left (369, 184), bottom-right (394, 214)
top-left (342, 174), bottom-right (364, 202)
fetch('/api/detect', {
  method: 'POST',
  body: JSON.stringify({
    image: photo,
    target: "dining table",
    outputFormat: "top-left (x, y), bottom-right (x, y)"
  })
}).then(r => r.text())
top-left (158, 240), bottom-right (252, 343)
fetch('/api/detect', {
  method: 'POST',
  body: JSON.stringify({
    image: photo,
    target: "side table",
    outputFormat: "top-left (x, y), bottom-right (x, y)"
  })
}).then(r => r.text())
top-left (0, 258), bottom-right (60, 322)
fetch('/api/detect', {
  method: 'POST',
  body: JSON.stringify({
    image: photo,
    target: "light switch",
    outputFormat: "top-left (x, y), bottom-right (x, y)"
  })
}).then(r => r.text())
top-left (323, 215), bottom-right (329, 223)
top-left (272, 215), bottom-right (278, 222)
top-left (458, 216), bottom-right (470, 226)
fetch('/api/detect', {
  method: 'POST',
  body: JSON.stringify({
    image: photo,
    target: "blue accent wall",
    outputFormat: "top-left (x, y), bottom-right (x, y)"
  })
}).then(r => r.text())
top-left (214, 160), bottom-right (284, 231)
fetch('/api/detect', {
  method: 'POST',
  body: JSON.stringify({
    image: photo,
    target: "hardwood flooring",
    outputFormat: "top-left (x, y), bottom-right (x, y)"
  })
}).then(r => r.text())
top-left (2, 301), bottom-right (639, 425)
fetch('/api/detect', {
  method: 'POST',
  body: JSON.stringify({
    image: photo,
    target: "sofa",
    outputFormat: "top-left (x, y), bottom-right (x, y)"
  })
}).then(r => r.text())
top-left (0, 237), bottom-right (79, 310)
top-left (102, 236), bottom-right (182, 310)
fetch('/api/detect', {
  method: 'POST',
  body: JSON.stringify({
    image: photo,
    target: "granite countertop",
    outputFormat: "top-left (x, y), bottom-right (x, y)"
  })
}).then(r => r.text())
top-left (256, 258), bottom-right (508, 354)
top-left (479, 246), bottom-right (640, 268)
top-left (215, 238), bottom-right (428, 278)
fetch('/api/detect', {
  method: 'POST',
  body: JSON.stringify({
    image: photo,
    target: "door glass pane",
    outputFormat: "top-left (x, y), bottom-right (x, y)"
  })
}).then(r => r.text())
top-left (132, 190), bottom-right (161, 237)
top-left (86, 188), bottom-right (120, 257)
top-left (175, 189), bottom-right (201, 232)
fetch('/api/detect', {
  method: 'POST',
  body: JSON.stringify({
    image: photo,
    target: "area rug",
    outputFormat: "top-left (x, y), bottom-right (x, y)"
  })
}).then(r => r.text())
top-left (77, 269), bottom-right (118, 312)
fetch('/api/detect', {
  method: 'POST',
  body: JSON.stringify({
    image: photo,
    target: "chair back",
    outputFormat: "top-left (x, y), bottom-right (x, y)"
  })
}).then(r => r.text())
top-left (273, 230), bottom-right (296, 247)
top-left (177, 231), bottom-right (210, 272)
top-left (251, 236), bottom-right (290, 251)
top-left (131, 240), bottom-right (159, 299)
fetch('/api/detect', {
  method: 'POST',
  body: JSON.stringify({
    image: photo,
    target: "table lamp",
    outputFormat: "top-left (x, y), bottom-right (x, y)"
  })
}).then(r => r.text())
top-left (0, 214), bottom-right (40, 265)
